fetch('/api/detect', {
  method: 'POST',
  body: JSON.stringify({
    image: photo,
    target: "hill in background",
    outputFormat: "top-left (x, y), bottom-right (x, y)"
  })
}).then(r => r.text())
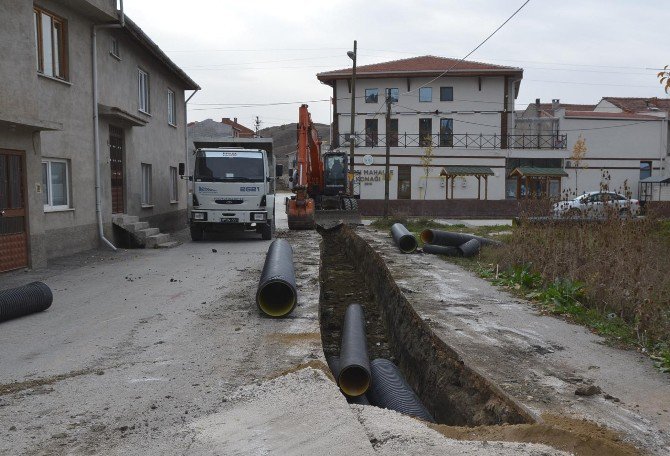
top-left (259, 123), bottom-right (331, 167)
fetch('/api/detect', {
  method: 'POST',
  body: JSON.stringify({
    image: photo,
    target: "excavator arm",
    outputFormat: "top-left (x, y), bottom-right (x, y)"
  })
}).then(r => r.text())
top-left (287, 104), bottom-right (321, 229)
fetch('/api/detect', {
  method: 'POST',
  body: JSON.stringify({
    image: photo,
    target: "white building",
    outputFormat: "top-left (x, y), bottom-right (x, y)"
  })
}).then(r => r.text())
top-left (517, 98), bottom-right (670, 200)
top-left (317, 56), bottom-right (568, 214)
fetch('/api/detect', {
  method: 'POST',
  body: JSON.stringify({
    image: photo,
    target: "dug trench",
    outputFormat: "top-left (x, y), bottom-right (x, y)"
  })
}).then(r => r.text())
top-left (317, 224), bottom-right (640, 456)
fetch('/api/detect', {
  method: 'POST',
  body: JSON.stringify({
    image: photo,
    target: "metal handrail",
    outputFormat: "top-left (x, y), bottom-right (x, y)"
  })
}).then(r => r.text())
top-left (337, 133), bottom-right (567, 149)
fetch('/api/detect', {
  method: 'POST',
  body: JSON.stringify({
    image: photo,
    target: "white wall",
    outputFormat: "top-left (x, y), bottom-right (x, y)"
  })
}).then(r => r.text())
top-left (335, 75), bottom-right (508, 138)
top-left (560, 115), bottom-right (666, 196)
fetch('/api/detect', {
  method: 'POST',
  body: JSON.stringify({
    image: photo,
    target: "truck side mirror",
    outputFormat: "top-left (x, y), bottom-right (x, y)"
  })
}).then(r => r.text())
top-left (178, 162), bottom-right (185, 176)
top-left (276, 164), bottom-right (284, 177)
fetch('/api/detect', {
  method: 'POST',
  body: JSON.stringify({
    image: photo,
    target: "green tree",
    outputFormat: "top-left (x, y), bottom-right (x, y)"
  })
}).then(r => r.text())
top-left (570, 134), bottom-right (588, 195)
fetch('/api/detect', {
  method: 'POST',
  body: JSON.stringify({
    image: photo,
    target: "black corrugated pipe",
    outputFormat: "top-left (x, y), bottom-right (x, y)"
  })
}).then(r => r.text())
top-left (338, 304), bottom-right (371, 397)
top-left (0, 282), bottom-right (53, 323)
top-left (256, 239), bottom-right (297, 317)
top-left (420, 229), bottom-right (501, 247)
top-left (327, 355), bottom-right (370, 405)
top-left (367, 358), bottom-right (435, 423)
top-left (459, 238), bottom-right (481, 257)
top-left (390, 223), bottom-right (418, 253)
top-left (422, 244), bottom-right (461, 256)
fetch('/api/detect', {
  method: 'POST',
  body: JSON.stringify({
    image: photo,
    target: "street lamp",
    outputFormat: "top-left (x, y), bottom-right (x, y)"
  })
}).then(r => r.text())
top-left (347, 40), bottom-right (357, 195)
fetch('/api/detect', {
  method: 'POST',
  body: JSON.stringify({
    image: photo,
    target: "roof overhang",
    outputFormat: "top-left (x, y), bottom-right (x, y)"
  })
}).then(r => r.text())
top-left (508, 167), bottom-right (568, 178)
top-left (317, 69), bottom-right (523, 85)
top-left (639, 176), bottom-right (670, 184)
top-left (440, 166), bottom-right (495, 177)
top-left (98, 104), bottom-right (148, 127)
top-left (0, 114), bottom-right (62, 132)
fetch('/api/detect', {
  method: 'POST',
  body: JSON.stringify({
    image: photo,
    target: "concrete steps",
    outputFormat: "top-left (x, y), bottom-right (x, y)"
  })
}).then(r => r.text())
top-left (112, 214), bottom-right (180, 249)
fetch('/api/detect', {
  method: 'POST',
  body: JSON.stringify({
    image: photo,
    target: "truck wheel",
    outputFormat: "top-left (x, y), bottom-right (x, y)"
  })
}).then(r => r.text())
top-left (261, 221), bottom-right (273, 240)
top-left (190, 225), bottom-right (204, 241)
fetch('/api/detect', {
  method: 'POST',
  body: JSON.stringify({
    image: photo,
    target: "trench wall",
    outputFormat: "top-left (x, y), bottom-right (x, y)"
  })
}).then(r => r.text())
top-left (333, 225), bottom-right (535, 426)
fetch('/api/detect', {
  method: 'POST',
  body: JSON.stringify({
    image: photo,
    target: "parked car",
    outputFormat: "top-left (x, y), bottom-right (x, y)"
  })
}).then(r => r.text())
top-left (552, 191), bottom-right (640, 218)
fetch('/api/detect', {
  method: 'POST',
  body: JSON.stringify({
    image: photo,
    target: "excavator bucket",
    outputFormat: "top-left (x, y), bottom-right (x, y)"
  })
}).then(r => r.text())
top-left (287, 197), bottom-right (316, 230)
top-left (314, 197), bottom-right (362, 226)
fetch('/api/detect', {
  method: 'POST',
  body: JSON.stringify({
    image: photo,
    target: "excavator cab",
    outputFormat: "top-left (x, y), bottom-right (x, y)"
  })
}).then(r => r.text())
top-left (323, 152), bottom-right (348, 196)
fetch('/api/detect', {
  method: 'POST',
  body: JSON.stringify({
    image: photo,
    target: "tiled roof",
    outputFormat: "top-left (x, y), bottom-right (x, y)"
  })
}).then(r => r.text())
top-left (221, 118), bottom-right (255, 137)
top-left (509, 167), bottom-right (568, 178)
top-left (564, 111), bottom-right (662, 120)
top-left (537, 103), bottom-right (595, 112)
top-left (317, 55), bottom-right (522, 82)
top-left (440, 166), bottom-right (494, 176)
top-left (602, 97), bottom-right (670, 114)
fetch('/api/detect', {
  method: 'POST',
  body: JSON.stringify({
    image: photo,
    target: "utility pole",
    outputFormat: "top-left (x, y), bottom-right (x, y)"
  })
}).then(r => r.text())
top-left (384, 93), bottom-right (392, 217)
top-left (347, 40), bottom-right (357, 194)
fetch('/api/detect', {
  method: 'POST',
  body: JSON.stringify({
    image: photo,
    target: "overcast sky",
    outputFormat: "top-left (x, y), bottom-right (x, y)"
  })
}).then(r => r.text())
top-left (123, 0), bottom-right (669, 129)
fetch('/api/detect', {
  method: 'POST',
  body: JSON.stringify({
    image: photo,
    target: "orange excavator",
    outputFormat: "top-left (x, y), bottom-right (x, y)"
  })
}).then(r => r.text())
top-left (286, 104), bottom-right (359, 229)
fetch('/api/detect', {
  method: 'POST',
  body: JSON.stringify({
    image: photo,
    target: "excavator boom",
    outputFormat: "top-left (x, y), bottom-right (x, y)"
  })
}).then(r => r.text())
top-left (287, 104), bottom-right (360, 230)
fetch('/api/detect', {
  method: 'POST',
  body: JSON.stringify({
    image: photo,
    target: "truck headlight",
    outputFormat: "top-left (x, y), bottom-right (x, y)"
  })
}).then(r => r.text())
top-left (193, 212), bottom-right (206, 220)
top-left (252, 212), bottom-right (266, 221)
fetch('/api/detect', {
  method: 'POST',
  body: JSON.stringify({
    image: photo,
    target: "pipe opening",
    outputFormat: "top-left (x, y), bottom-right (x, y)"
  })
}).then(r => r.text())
top-left (398, 236), bottom-right (418, 253)
top-left (338, 365), bottom-right (371, 397)
top-left (257, 281), bottom-right (296, 317)
top-left (420, 230), bottom-right (434, 244)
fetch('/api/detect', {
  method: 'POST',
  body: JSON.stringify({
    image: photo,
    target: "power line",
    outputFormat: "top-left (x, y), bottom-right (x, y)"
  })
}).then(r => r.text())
top-left (405, 0), bottom-right (531, 96)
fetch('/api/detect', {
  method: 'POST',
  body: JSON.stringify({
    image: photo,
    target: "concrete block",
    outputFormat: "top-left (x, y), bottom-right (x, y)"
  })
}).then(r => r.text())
top-left (145, 233), bottom-right (170, 248)
top-left (135, 228), bottom-right (160, 241)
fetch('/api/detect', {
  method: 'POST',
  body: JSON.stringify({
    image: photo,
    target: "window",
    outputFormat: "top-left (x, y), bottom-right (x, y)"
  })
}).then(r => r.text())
top-left (42, 159), bottom-right (69, 210)
top-left (169, 166), bottom-right (178, 202)
top-left (167, 89), bottom-right (176, 126)
top-left (365, 119), bottom-right (378, 146)
top-left (141, 163), bottom-right (152, 205)
top-left (138, 69), bottom-right (150, 113)
top-left (419, 87), bottom-right (432, 102)
top-left (386, 88), bottom-right (399, 103)
top-left (440, 86), bottom-right (454, 101)
top-left (388, 119), bottom-right (399, 147)
top-left (640, 161), bottom-right (652, 180)
top-left (365, 88), bottom-right (379, 103)
top-left (34, 7), bottom-right (68, 80)
top-left (419, 118), bottom-right (432, 146)
top-left (439, 118), bottom-right (453, 147)
top-left (111, 37), bottom-right (120, 58)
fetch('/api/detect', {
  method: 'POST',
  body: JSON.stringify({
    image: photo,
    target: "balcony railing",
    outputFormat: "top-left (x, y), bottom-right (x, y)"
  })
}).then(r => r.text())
top-left (336, 133), bottom-right (567, 149)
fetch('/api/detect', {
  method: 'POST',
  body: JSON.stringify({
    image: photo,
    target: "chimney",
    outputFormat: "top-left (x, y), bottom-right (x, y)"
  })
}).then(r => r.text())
top-left (535, 98), bottom-right (541, 116)
top-left (234, 117), bottom-right (238, 124)
top-left (551, 99), bottom-right (560, 112)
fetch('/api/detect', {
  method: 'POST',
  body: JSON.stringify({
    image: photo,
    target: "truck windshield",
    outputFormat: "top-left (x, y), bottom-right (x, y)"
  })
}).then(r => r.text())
top-left (195, 150), bottom-right (264, 182)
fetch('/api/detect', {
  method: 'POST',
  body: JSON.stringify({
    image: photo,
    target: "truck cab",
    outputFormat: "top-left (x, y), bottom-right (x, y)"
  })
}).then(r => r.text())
top-left (186, 139), bottom-right (280, 241)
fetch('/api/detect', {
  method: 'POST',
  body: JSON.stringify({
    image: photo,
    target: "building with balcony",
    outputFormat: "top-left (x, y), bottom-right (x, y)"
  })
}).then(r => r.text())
top-left (316, 56), bottom-right (568, 215)
top-left (0, 1), bottom-right (199, 272)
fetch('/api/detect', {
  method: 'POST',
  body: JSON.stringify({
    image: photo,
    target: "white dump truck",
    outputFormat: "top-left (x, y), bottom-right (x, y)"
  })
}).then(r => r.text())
top-left (181, 138), bottom-right (282, 241)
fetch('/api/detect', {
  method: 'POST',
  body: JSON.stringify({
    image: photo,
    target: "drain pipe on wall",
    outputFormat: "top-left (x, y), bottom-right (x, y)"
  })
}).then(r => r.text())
top-left (91, 1), bottom-right (125, 251)
top-left (184, 89), bottom-right (199, 185)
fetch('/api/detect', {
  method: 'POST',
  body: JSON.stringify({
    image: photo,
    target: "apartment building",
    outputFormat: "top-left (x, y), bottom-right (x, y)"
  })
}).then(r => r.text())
top-left (317, 56), bottom-right (568, 215)
top-left (0, 1), bottom-right (199, 272)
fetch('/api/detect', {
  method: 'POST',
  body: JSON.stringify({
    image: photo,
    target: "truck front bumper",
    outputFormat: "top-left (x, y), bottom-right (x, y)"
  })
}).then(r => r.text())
top-left (189, 210), bottom-right (268, 225)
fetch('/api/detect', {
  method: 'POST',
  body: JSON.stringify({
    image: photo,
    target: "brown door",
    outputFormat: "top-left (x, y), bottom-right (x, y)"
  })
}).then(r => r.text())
top-left (109, 126), bottom-right (124, 214)
top-left (397, 165), bottom-right (411, 200)
top-left (0, 149), bottom-right (28, 272)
